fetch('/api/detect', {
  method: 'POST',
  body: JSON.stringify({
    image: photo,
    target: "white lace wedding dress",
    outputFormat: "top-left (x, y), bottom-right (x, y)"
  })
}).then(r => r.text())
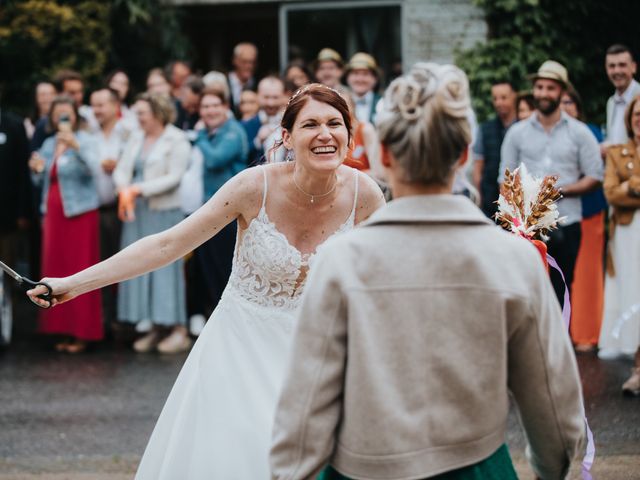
top-left (135, 166), bottom-right (358, 479)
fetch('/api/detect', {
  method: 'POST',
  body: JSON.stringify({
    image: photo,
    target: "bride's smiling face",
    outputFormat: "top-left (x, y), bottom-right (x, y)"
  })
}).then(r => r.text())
top-left (283, 98), bottom-right (349, 172)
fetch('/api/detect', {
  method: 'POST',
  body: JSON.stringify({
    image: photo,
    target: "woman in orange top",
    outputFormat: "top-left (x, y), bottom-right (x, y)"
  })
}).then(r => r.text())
top-left (343, 92), bottom-right (381, 175)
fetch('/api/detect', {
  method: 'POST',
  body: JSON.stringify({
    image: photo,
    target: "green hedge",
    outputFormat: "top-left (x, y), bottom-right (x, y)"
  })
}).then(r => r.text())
top-left (456, 0), bottom-right (640, 125)
top-left (0, 0), bottom-right (190, 116)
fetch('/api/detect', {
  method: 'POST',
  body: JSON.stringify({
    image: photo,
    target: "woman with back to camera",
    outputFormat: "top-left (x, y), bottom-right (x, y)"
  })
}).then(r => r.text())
top-left (28, 84), bottom-right (385, 478)
top-left (270, 63), bottom-right (585, 480)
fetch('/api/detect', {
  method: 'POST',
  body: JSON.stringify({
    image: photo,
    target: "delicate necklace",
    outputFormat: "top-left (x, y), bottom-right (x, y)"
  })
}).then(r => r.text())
top-left (292, 169), bottom-right (338, 204)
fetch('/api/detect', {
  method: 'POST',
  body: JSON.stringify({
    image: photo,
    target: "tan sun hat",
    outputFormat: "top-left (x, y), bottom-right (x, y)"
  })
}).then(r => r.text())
top-left (345, 52), bottom-right (380, 78)
top-left (528, 60), bottom-right (569, 87)
top-left (313, 48), bottom-right (344, 70)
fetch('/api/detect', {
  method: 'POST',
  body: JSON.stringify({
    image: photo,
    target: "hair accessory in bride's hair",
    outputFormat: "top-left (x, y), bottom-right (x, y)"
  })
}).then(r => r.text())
top-left (495, 163), bottom-right (564, 241)
top-left (286, 83), bottom-right (344, 109)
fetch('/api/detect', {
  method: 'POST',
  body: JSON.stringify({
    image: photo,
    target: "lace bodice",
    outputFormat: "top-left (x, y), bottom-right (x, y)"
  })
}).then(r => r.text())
top-left (227, 166), bottom-right (358, 310)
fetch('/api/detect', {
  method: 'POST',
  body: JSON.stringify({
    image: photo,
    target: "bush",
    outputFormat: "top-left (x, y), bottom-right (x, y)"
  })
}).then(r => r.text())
top-left (0, 0), bottom-right (191, 116)
top-left (456, 0), bottom-right (640, 125)
top-left (0, 0), bottom-right (110, 115)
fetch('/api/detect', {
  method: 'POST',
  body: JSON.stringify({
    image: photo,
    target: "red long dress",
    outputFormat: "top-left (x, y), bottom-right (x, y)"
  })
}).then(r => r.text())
top-left (39, 160), bottom-right (103, 341)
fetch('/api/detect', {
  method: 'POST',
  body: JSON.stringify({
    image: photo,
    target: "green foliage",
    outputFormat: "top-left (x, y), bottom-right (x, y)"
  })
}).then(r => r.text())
top-left (0, 0), bottom-right (190, 116)
top-left (456, 0), bottom-right (640, 124)
top-left (108, 0), bottom-right (191, 91)
top-left (0, 1), bottom-right (110, 113)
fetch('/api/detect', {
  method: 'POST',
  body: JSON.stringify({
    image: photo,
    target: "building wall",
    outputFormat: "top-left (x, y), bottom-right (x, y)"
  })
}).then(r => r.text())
top-left (404, 0), bottom-right (487, 67)
top-left (169, 0), bottom-right (488, 70)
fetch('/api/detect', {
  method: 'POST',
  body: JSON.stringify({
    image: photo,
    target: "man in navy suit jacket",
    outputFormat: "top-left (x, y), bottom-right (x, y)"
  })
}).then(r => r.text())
top-left (241, 76), bottom-right (286, 165)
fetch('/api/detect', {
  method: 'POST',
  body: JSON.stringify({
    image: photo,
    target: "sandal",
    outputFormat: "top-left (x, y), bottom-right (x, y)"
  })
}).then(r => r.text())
top-left (54, 340), bottom-right (71, 352)
top-left (65, 340), bottom-right (87, 354)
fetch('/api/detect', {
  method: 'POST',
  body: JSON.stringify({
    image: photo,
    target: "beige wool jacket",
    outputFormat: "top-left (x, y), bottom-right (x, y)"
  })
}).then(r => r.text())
top-left (270, 195), bottom-right (585, 480)
top-left (113, 124), bottom-right (190, 211)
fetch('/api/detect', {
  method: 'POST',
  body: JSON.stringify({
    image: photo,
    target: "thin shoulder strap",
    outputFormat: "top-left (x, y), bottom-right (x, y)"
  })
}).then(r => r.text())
top-left (350, 170), bottom-right (359, 217)
top-left (261, 165), bottom-right (268, 209)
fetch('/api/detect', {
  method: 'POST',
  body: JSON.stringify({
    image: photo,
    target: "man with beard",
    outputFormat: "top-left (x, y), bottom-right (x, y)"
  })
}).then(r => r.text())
top-left (604, 44), bottom-right (640, 150)
top-left (499, 60), bottom-right (603, 305)
top-left (473, 80), bottom-right (517, 218)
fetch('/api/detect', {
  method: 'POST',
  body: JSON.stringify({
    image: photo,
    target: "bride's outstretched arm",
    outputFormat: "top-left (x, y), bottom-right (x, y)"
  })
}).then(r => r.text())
top-left (27, 168), bottom-right (263, 307)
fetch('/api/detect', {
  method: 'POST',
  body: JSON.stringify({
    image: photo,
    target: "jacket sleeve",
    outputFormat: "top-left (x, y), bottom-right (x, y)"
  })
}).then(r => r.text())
top-left (196, 126), bottom-right (246, 171)
top-left (32, 137), bottom-right (54, 187)
top-left (508, 251), bottom-right (585, 480)
top-left (112, 135), bottom-right (136, 190)
top-left (76, 133), bottom-right (98, 177)
top-left (270, 248), bottom-right (348, 480)
top-left (576, 125), bottom-right (604, 181)
top-left (498, 127), bottom-right (518, 183)
top-left (136, 133), bottom-right (190, 198)
top-left (603, 150), bottom-right (640, 207)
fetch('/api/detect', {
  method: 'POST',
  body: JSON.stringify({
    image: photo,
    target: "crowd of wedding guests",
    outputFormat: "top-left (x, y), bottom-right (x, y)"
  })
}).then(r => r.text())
top-left (1, 41), bottom-right (639, 395)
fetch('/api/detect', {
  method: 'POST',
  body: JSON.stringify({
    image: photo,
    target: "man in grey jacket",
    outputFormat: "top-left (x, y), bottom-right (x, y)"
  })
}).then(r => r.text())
top-left (270, 63), bottom-right (585, 480)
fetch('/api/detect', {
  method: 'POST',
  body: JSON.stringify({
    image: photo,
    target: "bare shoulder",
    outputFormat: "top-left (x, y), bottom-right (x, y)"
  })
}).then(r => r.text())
top-left (213, 166), bottom-right (266, 229)
top-left (351, 168), bottom-right (386, 224)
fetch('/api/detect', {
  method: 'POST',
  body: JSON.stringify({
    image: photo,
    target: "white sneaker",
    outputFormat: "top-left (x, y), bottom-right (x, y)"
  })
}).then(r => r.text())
top-left (189, 314), bottom-right (207, 336)
top-left (135, 318), bottom-right (153, 333)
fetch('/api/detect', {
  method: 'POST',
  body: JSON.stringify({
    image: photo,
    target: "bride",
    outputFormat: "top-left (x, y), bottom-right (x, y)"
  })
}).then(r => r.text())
top-left (28, 83), bottom-right (385, 478)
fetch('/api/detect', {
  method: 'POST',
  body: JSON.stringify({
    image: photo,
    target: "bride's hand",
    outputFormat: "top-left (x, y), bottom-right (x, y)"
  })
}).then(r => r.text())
top-left (27, 277), bottom-right (77, 308)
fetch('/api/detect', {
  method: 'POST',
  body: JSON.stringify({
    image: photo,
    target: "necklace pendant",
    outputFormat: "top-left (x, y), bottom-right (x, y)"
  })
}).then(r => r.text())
top-left (311, 196), bottom-right (314, 204)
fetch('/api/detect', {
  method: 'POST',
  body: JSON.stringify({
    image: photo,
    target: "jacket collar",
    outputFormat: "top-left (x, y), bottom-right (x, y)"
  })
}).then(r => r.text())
top-left (363, 194), bottom-right (494, 227)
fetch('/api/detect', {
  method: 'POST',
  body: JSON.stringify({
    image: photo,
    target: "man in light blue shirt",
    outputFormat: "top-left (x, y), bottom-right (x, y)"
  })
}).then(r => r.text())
top-left (499, 60), bottom-right (603, 305)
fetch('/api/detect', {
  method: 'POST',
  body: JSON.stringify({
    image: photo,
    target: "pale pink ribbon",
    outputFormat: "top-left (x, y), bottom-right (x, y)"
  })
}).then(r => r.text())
top-left (547, 253), bottom-right (595, 479)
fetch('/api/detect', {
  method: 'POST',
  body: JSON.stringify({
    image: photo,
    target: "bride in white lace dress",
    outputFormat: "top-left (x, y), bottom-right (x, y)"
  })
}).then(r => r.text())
top-left (28, 84), bottom-right (385, 479)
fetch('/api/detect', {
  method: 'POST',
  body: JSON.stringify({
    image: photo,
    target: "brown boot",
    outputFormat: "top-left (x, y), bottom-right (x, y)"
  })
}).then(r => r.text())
top-left (622, 367), bottom-right (640, 396)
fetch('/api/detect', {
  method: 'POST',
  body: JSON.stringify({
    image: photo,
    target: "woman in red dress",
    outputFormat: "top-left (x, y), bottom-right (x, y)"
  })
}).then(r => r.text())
top-left (30, 96), bottom-right (103, 353)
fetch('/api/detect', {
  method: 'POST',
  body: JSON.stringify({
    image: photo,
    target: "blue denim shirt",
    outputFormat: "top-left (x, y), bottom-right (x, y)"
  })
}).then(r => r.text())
top-left (196, 118), bottom-right (249, 200)
top-left (35, 130), bottom-right (99, 217)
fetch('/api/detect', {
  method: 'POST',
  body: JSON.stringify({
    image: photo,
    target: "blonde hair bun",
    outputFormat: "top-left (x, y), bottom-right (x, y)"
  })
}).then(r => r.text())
top-left (377, 62), bottom-right (472, 185)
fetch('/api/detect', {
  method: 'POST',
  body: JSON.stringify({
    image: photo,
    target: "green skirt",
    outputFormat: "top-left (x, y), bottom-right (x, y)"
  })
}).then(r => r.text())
top-left (317, 444), bottom-right (517, 480)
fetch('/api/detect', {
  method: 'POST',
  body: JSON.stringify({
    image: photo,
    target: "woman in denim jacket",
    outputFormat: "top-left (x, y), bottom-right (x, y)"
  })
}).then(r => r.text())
top-left (30, 95), bottom-right (102, 353)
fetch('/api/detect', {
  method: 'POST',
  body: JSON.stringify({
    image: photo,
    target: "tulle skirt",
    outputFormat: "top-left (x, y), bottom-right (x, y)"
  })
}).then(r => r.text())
top-left (135, 286), bottom-right (296, 479)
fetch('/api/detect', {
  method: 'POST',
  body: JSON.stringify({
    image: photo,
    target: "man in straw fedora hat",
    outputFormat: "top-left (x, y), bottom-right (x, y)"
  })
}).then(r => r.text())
top-left (345, 52), bottom-right (382, 124)
top-left (499, 59), bottom-right (603, 306)
top-left (313, 48), bottom-right (345, 89)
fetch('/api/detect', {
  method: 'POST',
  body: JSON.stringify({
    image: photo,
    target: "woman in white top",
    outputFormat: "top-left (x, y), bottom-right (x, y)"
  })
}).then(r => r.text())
top-left (28, 84), bottom-right (385, 479)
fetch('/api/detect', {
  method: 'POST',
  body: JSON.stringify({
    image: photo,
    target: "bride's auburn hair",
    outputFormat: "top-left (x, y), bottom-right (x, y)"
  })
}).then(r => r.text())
top-left (376, 62), bottom-right (472, 185)
top-left (281, 83), bottom-right (353, 143)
